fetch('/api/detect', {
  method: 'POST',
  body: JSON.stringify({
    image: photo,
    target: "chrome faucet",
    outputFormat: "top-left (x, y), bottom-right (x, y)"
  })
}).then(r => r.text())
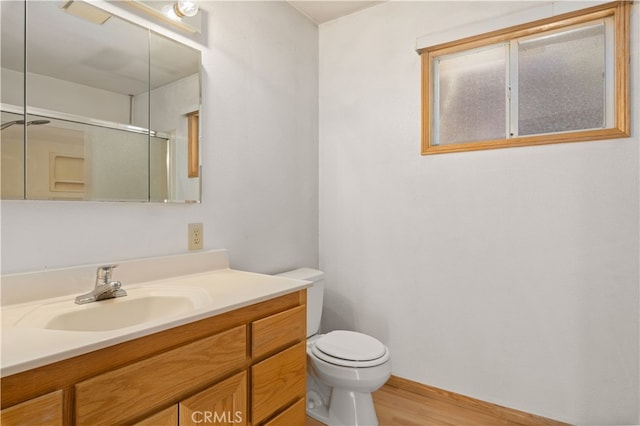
top-left (75, 264), bottom-right (127, 304)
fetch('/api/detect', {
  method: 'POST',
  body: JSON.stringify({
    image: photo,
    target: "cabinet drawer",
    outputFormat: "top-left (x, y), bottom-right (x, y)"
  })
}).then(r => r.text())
top-left (0, 390), bottom-right (63, 426)
top-left (262, 398), bottom-right (306, 426)
top-left (76, 325), bottom-right (247, 426)
top-left (252, 305), bottom-right (305, 358)
top-left (180, 371), bottom-right (247, 426)
top-left (251, 341), bottom-right (306, 425)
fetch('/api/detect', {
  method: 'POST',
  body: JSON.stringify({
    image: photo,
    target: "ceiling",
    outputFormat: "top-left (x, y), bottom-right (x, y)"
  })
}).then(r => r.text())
top-left (287, 1), bottom-right (384, 24)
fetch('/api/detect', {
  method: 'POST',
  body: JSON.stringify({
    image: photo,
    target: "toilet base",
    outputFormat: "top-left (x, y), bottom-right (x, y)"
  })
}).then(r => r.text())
top-left (329, 388), bottom-right (379, 426)
top-left (306, 388), bottom-right (379, 426)
top-left (306, 398), bottom-right (330, 424)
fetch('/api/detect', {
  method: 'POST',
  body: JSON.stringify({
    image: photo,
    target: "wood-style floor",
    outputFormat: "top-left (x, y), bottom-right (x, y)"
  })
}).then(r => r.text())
top-left (306, 382), bottom-right (561, 426)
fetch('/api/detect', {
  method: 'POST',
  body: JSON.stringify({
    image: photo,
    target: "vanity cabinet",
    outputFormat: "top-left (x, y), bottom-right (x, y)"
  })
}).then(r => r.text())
top-left (1, 290), bottom-right (306, 426)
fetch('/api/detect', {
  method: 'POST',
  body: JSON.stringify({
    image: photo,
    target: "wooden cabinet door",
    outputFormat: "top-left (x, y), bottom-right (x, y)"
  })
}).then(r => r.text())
top-left (0, 390), bottom-right (63, 426)
top-left (180, 371), bottom-right (247, 426)
top-left (134, 405), bottom-right (178, 426)
top-left (262, 399), bottom-right (306, 426)
top-left (251, 341), bottom-right (306, 425)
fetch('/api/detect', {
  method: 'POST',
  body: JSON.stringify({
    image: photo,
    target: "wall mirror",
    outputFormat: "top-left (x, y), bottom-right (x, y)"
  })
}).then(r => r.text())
top-left (0, 0), bottom-right (201, 202)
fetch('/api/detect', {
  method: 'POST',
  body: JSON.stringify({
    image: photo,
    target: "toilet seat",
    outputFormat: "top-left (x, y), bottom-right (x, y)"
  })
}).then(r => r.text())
top-left (312, 330), bottom-right (390, 368)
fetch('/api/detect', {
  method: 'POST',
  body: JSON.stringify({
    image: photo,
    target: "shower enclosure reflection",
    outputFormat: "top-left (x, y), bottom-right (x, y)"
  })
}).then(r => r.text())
top-left (1, 107), bottom-right (170, 202)
top-left (0, 0), bottom-right (201, 202)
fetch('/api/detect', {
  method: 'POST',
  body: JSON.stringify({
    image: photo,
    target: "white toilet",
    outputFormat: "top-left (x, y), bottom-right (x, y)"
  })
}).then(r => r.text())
top-left (277, 268), bottom-right (391, 426)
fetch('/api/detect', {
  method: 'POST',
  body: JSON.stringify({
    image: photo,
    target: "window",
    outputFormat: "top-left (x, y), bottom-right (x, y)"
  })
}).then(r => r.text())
top-left (420, 1), bottom-right (630, 155)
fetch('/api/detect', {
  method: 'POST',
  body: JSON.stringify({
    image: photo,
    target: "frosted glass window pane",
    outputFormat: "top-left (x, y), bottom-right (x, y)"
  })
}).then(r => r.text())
top-left (437, 44), bottom-right (506, 145)
top-left (518, 23), bottom-right (605, 136)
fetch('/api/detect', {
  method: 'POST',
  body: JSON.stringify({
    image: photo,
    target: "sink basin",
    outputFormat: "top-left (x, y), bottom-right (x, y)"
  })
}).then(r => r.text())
top-left (14, 287), bottom-right (211, 332)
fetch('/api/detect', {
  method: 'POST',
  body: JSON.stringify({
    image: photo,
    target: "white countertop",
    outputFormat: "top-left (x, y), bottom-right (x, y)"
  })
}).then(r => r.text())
top-left (1, 268), bottom-right (310, 377)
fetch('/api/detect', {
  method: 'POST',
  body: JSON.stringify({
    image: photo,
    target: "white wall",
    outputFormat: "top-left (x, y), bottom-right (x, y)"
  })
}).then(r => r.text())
top-left (319, 1), bottom-right (639, 425)
top-left (1, 1), bottom-right (318, 275)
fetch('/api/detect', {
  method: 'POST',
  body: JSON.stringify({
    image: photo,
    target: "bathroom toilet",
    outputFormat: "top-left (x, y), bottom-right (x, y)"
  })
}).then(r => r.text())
top-left (277, 268), bottom-right (391, 426)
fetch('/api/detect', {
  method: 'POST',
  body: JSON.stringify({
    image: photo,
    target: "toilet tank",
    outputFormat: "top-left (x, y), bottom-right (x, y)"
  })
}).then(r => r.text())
top-left (276, 268), bottom-right (324, 337)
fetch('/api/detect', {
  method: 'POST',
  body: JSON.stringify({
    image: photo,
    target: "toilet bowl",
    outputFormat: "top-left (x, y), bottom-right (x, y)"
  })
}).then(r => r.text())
top-left (276, 268), bottom-right (391, 426)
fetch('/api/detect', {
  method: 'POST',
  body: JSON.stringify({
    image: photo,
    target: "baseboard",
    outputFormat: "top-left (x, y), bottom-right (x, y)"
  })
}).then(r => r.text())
top-left (385, 375), bottom-right (569, 426)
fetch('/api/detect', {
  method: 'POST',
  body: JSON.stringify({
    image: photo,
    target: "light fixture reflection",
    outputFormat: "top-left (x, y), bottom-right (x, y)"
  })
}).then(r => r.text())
top-left (174, 0), bottom-right (199, 18)
top-left (161, 3), bottom-right (181, 21)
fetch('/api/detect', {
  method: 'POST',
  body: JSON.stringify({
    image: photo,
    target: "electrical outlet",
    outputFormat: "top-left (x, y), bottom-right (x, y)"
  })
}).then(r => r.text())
top-left (188, 223), bottom-right (203, 250)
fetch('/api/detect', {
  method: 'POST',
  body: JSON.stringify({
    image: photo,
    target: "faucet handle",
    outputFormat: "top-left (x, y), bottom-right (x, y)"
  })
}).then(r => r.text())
top-left (96, 264), bottom-right (118, 284)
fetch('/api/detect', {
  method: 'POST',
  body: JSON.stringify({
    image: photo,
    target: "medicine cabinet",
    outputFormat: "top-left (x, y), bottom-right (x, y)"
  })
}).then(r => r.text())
top-left (0, 1), bottom-right (201, 202)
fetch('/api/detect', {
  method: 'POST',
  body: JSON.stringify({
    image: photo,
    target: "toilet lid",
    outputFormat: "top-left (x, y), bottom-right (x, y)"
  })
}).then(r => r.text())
top-left (315, 330), bottom-right (387, 362)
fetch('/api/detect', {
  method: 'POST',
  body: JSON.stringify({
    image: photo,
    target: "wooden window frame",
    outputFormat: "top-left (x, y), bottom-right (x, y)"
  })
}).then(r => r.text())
top-left (420, 1), bottom-right (630, 155)
top-left (187, 110), bottom-right (199, 178)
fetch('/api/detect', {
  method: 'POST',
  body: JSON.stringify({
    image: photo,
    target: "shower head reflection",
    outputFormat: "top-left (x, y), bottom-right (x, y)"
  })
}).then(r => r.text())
top-left (0, 119), bottom-right (51, 130)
